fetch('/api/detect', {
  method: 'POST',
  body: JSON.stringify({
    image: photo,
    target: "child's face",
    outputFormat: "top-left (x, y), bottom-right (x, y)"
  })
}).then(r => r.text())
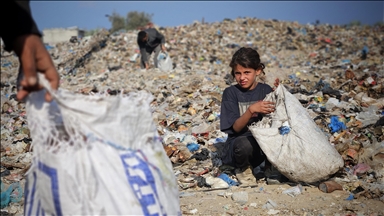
top-left (234, 64), bottom-right (261, 90)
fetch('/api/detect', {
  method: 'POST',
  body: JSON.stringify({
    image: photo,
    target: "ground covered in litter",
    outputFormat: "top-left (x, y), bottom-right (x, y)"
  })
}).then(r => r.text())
top-left (1, 17), bottom-right (383, 215)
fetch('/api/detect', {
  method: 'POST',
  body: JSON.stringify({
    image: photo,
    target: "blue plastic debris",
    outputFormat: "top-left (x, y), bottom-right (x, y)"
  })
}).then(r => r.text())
top-left (186, 143), bottom-right (200, 152)
top-left (328, 116), bottom-right (346, 133)
top-left (362, 46), bottom-right (369, 54)
top-left (0, 180), bottom-right (23, 209)
top-left (341, 59), bottom-right (351, 64)
top-left (99, 41), bottom-right (106, 48)
top-left (314, 79), bottom-right (331, 91)
top-left (215, 137), bottom-right (227, 143)
top-left (288, 74), bottom-right (296, 79)
top-left (346, 194), bottom-right (354, 201)
top-left (217, 173), bottom-right (239, 186)
top-left (279, 126), bottom-right (291, 135)
top-left (157, 52), bottom-right (167, 60)
top-left (45, 44), bottom-right (54, 50)
top-left (298, 28), bottom-right (307, 35)
top-left (344, 167), bottom-right (353, 175)
top-left (2, 62), bottom-right (12, 67)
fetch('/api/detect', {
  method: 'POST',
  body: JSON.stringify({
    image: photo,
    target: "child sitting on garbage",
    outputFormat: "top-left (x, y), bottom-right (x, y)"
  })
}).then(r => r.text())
top-left (220, 47), bottom-right (279, 186)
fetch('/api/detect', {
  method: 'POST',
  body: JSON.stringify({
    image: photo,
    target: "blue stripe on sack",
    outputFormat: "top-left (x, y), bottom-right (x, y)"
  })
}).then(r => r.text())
top-left (36, 200), bottom-right (41, 216)
top-left (38, 161), bottom-right (62, 216)
top-left (87, 133), bottom-right (174, 215)
top-left (136, 156), bottom-right (157, 201)
top-left (121, 152), bottom-right (165, 216)
top-left (42, 207), bottom-right (45, 216)
top-left (27, 172), bottom-right (37, 216)
top-left (137, 150), bottom-right (164, 183)
top-left (24, 174), bottom-right (30, 215)
top-left (87, 133), bottom-right (166, 187)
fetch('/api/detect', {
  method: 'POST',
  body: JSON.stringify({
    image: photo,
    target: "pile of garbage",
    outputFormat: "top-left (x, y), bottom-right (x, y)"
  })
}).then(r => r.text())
top-left (1, 17), bottom-right (383, 214)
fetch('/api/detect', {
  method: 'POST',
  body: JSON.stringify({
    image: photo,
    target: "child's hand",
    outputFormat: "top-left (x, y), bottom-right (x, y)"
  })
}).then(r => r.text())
top-left (248, 101), bottom-right (275, 114)
top-left (274, 78), bottom-right (280, 87)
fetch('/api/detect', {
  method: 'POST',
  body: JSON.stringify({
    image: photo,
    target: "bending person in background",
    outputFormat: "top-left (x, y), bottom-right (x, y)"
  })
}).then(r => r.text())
top-left (137, 28), bottom-right (166, 70)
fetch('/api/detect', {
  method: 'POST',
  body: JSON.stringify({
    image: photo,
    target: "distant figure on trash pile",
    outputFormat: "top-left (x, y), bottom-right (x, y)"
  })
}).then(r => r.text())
top-left (1, 0), bottom-right (60, 102)
top-left (69, 36), bottom-right (79, 44)
top-left (220, 47), bottom-right (280, 186)
top-left (137, 28), bottom-right (166, 70)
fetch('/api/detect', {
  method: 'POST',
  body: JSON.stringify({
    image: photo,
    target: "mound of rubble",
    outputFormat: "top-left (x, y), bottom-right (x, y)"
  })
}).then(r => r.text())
top-left (1, 17), bottom-right (383, 215)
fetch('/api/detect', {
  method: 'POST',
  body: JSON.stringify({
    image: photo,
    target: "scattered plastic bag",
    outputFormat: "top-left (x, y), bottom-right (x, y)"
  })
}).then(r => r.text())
top-left (356, 106), bottom-right (381, 127)
top-left (282, 184), bottom-right (303, 197)
top-left (0, 180), bottom-right (23, 209)
top-left (328, 116), bottom-right (347, 133)
top-left (23, 74), bottom-right (180, 215)
top-left (205, 176), bottom-right (229, 189)
top-left (186, 143), bottom-right (200, 152)
top-left (157, 52), bottom-right (173, 72)
top-left (249, 84), bottom-right (344, 183)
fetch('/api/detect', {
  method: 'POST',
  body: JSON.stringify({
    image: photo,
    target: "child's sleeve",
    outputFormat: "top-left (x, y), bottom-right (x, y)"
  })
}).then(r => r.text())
top-left (220, 88), bottom-right (239, 135)
top-left (1, 1), bottom-right (42, 52)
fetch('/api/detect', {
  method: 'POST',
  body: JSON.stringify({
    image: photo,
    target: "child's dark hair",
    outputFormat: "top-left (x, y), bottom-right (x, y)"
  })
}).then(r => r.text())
top-left (229, 47), bottom-right (265, 78)
top-left (138, 31), bottom-right (147, 41)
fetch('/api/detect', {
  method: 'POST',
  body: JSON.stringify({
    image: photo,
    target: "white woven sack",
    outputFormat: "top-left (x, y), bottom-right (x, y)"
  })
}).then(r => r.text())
top-left (157, 52), bottom-right (173, 72)
top-left (248, 84), bottom-right (344, 183)
top-left (24, 74), bottom-right (180, 215)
